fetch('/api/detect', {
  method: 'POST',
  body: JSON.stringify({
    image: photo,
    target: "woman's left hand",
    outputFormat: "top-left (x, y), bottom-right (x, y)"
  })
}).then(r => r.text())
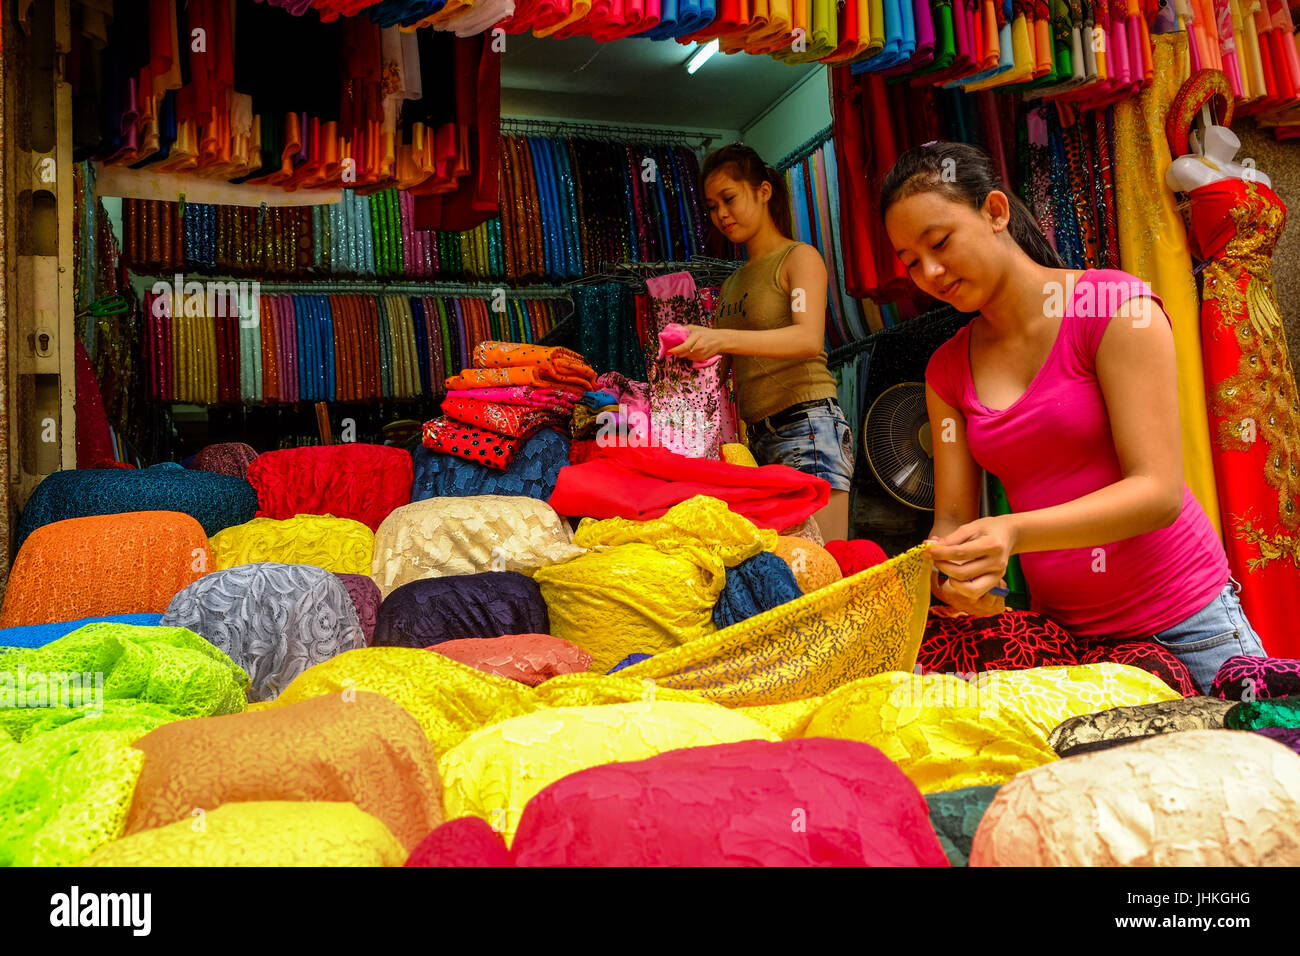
top-left (669, 325), bottom-right (730, 361)
top-left (926, 515), bottom-right (1019, 601)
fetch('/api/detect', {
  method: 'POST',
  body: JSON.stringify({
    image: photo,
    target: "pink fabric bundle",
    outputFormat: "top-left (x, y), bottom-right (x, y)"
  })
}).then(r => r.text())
top-left (657, 322), bottom-right (721, 369)
top-left (405, 816), bottom-right (512, 867)
top-left (428, 633), bottom-right (593, 686)
top-left (444, 386), bottom-right (577, 411)
top-left (493, 739), bottom-right (949, 866)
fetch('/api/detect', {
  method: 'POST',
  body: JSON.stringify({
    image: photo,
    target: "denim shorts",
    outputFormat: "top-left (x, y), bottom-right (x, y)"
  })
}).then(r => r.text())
top-left (747, 398), bottom-right (855, 492)
top-left (1147, 579), bottom-right (1267, 695)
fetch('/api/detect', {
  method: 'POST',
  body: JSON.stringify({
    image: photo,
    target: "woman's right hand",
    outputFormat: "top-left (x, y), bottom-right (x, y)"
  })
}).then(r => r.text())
top-left (932, 573), bottom-right (1007, 617)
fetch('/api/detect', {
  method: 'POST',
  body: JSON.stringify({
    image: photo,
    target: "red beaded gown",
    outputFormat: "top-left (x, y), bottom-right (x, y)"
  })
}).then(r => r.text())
top-left (1187, 177), bottom-right (1300, 657)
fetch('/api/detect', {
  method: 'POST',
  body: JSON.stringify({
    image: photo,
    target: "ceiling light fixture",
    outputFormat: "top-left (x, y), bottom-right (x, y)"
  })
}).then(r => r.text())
top-left (686, 38), bottom-right (720, 75)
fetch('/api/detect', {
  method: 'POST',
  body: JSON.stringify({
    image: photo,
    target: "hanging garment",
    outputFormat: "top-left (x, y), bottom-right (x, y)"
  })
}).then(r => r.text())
top-left (1186, 177), bottom-right (1300, 657)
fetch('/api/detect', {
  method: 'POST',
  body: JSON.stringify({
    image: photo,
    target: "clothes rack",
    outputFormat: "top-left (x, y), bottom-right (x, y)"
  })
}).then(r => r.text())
top-left (500, 117), bottom-right (722, 151)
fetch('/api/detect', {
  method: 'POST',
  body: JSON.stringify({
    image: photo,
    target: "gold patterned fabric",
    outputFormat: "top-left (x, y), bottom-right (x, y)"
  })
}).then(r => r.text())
top-left (1114, 31), bottom-right (1223, 537)
top-left (1188, 175), bottom-right (1300, 656)
top-left (618, 544), bottom-right (933, 706)
top-left (532, 496), bottom-right (778, 673)
top-left (438, 701), bottom-right (779, 842)
top-left (208, 514), bottom-right (375, 575)
top-left (772, 535), bottom-right (843, 592)
top-left (371, 495), bottom-right (582, 599)
top-left (82, 801), bottom-right (408, 867)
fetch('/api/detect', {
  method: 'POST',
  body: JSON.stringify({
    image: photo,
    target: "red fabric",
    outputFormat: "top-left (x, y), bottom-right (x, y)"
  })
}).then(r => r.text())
top-left (405, 816), bottom-right (512, 867)
top-left (919, 609), bottom-right (1200, 696)
top-left (1186, 179), bottom-right (1300, 658)
top-left (428, 633), bottom-right (593, 686)
top-left (75, 339), bottom-right (116, 469)
top-left (548, 444), bottom-right (830, 529)
top-left (824, 539), bottom-right (889, 576)
top-left (246, 444), bottom-right (414, 532)
top-left (440, 396), bottom-right (567, 438)
top-left (421, 417), bottom-right (524, 470)
top-left (508, 739), bottom-right (950, 866)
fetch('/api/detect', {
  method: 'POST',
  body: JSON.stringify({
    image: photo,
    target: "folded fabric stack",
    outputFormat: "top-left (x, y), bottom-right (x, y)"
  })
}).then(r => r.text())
top-left (569, 389), bottom-right (623, 465)
top-left (422, 342), bottom-right (593, 470)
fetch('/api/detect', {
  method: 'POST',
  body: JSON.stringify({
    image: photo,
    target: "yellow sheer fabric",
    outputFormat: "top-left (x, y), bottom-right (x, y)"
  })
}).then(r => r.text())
top-left (209, 514), bottom-right (375, 574)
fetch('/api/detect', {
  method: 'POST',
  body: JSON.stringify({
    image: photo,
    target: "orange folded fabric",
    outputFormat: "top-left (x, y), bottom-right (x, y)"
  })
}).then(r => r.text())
top-left (0, 512), bottom-right (211, 627)
top-left (124, 692), bottom-right (443, 851)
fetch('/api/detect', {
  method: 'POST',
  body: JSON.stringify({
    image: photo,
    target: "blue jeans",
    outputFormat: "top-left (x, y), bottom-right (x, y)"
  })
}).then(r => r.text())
top-left (748, 398), bottom-right (854, 492)
top-left (1148, 580), bottom-right (1267, 695)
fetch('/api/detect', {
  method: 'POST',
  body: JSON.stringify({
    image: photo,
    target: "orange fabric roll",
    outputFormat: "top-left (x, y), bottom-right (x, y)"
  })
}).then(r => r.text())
top-left (124, 691), bottom-right (443, 851)
top-left (0, 512), bottom-right (212, 627)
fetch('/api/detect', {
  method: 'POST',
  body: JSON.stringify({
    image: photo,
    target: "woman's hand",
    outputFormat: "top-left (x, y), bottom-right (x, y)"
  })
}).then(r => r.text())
top-left (933, 574), bottom-right (1009, 617)
top-left (926, 515), bottom-right (1019, 603)
top-left (668, 325), bottom-right (731, 362)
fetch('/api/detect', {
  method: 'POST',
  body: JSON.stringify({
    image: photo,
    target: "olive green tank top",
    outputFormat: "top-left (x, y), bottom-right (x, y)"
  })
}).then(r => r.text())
top-left (714, 240), bottom-right (838, 424)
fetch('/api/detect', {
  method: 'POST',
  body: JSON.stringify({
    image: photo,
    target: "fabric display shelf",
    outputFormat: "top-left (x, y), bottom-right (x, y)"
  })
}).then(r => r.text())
top-left (139, 279), bottom-right (572, 405)
top-left (114, 127), bottom-right (719, 283)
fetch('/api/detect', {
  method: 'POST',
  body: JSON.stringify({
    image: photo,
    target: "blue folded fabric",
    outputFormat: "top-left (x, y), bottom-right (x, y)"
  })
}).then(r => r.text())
top-left (411, 427), bottom-right (569, 502)
top-left (0, 614), bottom-right (164, 650)
top-left (713, 552), bottom-right (803, 629)
top-left (16, 467), bottom-right (259, 551)
top-left (608, 653), bottom-right (653, 674)
top-left (374, 571), bottom-right (549, 649)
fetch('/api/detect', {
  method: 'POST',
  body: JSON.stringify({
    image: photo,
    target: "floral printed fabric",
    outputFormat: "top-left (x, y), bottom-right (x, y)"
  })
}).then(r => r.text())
top-left (644, 272), bottom-right (735, 459)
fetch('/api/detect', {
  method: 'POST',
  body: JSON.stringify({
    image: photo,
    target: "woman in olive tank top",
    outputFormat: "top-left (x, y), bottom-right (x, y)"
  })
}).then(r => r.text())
top-left (670, 143), bottom-right (854, 541)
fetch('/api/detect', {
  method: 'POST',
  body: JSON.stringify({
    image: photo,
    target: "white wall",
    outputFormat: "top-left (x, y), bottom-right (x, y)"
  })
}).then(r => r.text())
top-left (740, 66), bottom-right (831, 167)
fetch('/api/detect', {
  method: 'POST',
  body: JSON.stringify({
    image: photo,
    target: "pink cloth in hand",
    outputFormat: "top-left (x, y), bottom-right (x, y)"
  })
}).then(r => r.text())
top-left (657, 322), bottom-right (721, 369)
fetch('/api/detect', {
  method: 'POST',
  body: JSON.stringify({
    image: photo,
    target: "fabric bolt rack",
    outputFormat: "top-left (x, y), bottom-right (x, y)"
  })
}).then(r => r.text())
top-left (141, 281), bottom-right (571, 405)
top-left (775, 129), bottom-right (881, 346)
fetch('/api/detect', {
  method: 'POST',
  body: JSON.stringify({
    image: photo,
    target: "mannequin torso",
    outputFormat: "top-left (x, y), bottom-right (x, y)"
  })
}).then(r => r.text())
top-left (1166, 124), bottom-right (1273, 191)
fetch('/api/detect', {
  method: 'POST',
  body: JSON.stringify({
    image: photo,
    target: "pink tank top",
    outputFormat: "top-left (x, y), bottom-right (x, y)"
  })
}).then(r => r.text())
top-left (926, 268), bottom-right (1230, 639)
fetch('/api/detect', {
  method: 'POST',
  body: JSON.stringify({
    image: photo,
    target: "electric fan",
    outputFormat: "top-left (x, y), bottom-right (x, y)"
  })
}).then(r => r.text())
top-left (863, 382), bottom-right (934, 510)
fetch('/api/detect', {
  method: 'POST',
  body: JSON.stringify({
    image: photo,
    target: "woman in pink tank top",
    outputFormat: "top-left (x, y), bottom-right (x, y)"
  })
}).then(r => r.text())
top-left (880, 141), bottom-right (1265, 693)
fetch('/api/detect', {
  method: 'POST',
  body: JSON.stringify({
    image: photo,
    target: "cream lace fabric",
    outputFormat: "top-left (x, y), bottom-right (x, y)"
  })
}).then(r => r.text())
top-left (372, 495), bottom-right (582, 599)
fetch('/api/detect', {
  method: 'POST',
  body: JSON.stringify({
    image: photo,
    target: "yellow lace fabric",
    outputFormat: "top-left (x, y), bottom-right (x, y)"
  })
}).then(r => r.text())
top-left (267, 647), bottom-right (536, 755)
top-left (616, 544), bottom-right (932, 706)
top-left (82, 801), bottom-right (408, 866)
top-left (372, 495), bottom-right (582, 599)
top-left (438, 701), bottom-right (780, 842)
top-left (0, 512), bottom-right (213, 628)
top-left (968, 663), bottom-right (1182, 739)
top-left (721, 443), bottom-right (758, 467)
top-left (532, 496), bottom-right (777, 673)
top-left (970, 730), bottom-right (1300, 865)
top-left (802, 672), bottom-right (1061, 793)
top-left (209, 514), bottom-right (375, 574)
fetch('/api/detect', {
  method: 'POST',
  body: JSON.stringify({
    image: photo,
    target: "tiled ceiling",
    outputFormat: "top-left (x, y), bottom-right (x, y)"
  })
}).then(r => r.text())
top-left (500, 34), bottom-right (821, 134)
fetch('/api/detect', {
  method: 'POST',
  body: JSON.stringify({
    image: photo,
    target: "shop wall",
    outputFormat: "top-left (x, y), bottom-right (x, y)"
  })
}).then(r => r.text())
top-left (740, 66), bottom-right (831, 167)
